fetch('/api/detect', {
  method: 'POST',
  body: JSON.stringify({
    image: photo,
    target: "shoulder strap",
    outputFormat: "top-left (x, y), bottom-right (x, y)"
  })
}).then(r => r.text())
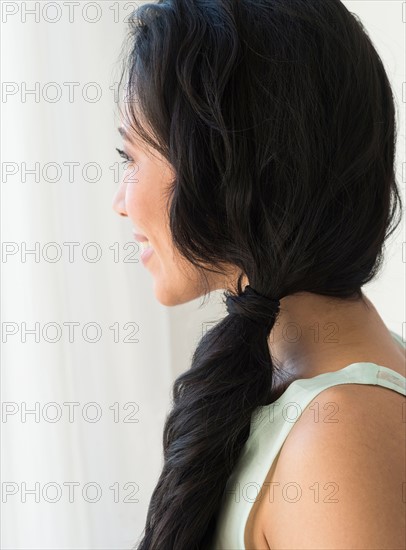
top-left (251, 361), bottom-right (405, 437)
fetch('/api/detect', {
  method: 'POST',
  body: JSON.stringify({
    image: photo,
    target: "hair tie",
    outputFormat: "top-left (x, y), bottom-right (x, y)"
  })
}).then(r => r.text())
top-left (225, 285), bottom-right (280, 330)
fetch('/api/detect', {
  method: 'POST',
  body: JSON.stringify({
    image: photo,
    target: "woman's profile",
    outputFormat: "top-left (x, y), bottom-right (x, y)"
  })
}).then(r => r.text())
top-left (112, 1), bottom-right (406, 548)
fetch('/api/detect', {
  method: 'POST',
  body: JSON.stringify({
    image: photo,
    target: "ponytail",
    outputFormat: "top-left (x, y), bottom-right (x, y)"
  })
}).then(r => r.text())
top-left (136, 284), bottom-right (284, 548)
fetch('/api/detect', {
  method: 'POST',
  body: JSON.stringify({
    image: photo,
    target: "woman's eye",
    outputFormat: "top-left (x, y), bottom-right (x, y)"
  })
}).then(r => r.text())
top-left (116, 147), bottom-right (134, 166)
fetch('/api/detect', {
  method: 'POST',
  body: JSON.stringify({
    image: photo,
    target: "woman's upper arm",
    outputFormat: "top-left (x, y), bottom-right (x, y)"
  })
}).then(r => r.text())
top-left (261, 384), bottom-right (406, 550)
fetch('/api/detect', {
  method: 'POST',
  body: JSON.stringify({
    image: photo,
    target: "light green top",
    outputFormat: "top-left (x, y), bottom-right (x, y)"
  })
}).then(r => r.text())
top-left (212, 330), bottom-right (406, 549)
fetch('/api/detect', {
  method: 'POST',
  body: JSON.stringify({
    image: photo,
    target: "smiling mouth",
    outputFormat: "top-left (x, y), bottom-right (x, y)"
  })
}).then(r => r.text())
top-left (132, 229), bottom-right (155, 263)
top-left (132, 230), bottom-right (149, 242)
top-left (140, 245), bottom-right (154, 264)
top-left (139, 240), bottom-right (153, 254)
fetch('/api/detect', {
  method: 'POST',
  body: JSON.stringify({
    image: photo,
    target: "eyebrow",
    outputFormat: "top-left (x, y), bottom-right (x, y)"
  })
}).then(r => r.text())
top-left (118, 126), bottom-right (144, 148)
top-left (118, 125), bottom-right (153, 158)
top-left (118, 126), bottom-right (130, 141)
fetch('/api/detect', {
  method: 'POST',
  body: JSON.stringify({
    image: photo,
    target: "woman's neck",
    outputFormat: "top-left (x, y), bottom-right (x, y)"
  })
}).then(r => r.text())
top-left (267, 290), bottom-right (404, 382)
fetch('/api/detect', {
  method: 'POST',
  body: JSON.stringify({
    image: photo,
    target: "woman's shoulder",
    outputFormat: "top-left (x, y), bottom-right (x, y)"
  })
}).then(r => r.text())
top-left (256, 379), bottom-right (406, 549)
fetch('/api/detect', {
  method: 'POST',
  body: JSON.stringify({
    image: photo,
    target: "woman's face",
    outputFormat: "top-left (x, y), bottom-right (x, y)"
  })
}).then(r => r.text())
top-left (112, 122), bottom-right (237, 306)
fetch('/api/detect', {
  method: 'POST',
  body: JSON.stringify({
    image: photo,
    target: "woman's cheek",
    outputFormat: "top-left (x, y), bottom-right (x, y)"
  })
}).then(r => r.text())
top-left (124, 164), bottom-right (142, 208)
top-left (123, 162), bottom-right (140, 187)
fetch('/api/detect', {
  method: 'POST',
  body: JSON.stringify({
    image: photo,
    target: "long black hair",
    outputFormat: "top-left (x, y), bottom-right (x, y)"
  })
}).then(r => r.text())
top-left (116, 1), bottom-right (402, 547)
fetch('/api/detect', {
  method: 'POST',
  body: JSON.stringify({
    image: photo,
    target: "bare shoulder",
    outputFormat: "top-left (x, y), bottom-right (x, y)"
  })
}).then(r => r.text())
top-left (259, 383), bottom-right (406, 550)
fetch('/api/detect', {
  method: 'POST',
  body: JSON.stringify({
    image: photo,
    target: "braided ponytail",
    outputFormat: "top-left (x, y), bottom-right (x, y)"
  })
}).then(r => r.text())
top-left (138, 283), bottom-right (285, 548)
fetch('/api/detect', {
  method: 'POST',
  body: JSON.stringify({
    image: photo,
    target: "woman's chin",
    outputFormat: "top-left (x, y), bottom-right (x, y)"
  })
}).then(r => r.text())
top-left (153, 277), bottom-right (204, 307)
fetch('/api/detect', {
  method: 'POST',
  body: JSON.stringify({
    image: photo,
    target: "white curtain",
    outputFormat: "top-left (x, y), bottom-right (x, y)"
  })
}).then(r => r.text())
top-left (1, 1), bottom-right (404, 549)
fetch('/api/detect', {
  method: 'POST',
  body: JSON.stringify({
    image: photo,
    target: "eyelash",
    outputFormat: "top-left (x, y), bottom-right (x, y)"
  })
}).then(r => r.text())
top-left (116, 147), bottom-right (134, 166)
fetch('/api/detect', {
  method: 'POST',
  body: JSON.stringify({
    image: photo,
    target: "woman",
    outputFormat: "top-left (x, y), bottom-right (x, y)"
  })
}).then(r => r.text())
top-left (112, 1), bottom-right (406, 548)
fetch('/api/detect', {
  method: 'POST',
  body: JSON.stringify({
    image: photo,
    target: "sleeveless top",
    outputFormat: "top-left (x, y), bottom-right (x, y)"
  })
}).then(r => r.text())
top-left (211, 330), bottom-right (406, 549)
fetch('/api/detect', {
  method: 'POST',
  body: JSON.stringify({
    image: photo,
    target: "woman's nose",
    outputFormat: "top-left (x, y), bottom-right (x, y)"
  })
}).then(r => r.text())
top-left (112, 180), bottom-right (128, 217)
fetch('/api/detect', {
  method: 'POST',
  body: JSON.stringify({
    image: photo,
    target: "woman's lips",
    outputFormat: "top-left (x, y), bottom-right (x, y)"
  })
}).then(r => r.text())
top-left (140, 247), bottom-right (154, 264)
top-left (132, 231), bottom-right (149, 242)
top-left (132, 230), bottom-right (154, 264)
